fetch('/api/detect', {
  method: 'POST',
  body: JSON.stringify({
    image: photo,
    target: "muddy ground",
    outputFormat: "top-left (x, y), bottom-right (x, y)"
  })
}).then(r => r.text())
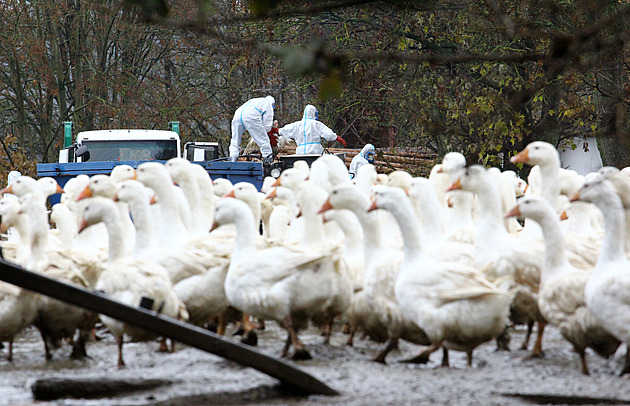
top-left (1, 321), bottom-right (630, 406)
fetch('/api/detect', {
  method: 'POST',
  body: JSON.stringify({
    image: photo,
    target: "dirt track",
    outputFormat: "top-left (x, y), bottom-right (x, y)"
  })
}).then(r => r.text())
top-left (1, 322), bottom-right (630, 406)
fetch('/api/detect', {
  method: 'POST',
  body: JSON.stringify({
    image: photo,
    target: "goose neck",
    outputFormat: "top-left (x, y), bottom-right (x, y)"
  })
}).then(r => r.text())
top-left (597, 199), bottom-right (626, 266)
top-left (537, 214), bottom-right (567, 283)
top-left (382, 198), bottom-right (423, 261)
top-left (474, 181), bottom-right (509, 244)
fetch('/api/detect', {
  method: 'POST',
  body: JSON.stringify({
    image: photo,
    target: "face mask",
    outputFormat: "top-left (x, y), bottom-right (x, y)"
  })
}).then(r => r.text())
top-left (366, 153), bottom-right (375, 163)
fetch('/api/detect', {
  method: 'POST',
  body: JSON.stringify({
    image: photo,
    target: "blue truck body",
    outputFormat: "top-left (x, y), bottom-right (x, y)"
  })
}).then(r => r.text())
top-left (36, 160), bottom-right (265, 205)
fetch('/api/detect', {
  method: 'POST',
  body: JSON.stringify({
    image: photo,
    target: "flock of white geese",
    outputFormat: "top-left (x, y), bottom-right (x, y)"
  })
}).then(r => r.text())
top-left (0, 140), bottom-right (629, 375)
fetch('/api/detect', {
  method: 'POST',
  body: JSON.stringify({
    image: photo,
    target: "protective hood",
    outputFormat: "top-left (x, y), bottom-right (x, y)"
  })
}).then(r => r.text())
top-left (361, 144), bottom-right (375, 157)
top-left (303, 104), bottom-right (318, 120)
top-left (265, 95), bottom-right (275, 109)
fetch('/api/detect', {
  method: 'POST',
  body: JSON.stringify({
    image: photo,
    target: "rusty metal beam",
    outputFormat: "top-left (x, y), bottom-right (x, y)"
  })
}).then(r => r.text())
top-left (0, 258), bottom-right (339, 396)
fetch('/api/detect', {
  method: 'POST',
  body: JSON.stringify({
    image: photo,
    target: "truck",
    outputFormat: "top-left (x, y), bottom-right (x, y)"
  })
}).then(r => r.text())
top-left (36, 121), bottom-right (346, 202)
top-left (37, 122), bottom-right (266, 199)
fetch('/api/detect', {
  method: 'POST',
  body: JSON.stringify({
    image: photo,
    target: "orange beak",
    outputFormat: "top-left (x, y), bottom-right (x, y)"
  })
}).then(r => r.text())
top-left (113, 193), bottom-right (119, 202)
top-left (317, 198), bottom-right (333, 214)
top-left (504, 205), bottom-right (521, 219)
top-left (405, 188), bottom-right (410, 196)
top-left (0, 221), bottom-right (8, 234)
top-left (523, 184), bottom-right (529, 194)
top-left (223, 190), bottom-right (236, 199)
top-left (265, 188), bottom-right (277, 200)
top-left (510, 148), bottom-right (529, 164)
top-left (367, 200), bottom-right (379, 213)
top-left (76, 186), bottom-right (93, 201)
top-left (150, 195), bottom-right (157, 205)
top-left (272, 178), bottom-right (282, 187)
top-left (569, 191), bottom-right (581, 202)
top-left (560, 211), bottom-right (568, 221)
top-left (296, 209), bottom-right (302, 218)
top-left (1, 185), bottom-right (13, 195)
top-left (446, 178), bottom-right (462, 192)
top-left (55, 184), bottom-right (65, 194)
top-left (447, 197), bottom-right (453, 208)
top-left (436, 166), bottom-right (444, 173)
top-left (210, 221), bottom-right (219, 232)
top-left (131, 170), bottom-right (137, 180)
top-left (78, 219), bottom-right (90, 233)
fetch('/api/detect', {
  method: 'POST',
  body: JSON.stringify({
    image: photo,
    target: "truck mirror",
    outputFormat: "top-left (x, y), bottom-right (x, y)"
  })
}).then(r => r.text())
top-left (58, 149), bottom-right (69, 164)
top-left (75, 145), bottom-right (90, 162)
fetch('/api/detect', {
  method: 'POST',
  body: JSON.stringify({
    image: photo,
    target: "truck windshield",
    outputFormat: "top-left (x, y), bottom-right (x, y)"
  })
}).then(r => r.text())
top-left (82, 140), bottom-right (178, 162)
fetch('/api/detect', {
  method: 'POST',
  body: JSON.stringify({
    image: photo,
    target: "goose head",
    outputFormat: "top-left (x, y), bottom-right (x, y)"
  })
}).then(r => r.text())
top-left (36, 177), bottom-right (64, 197)
top-left (571, 175), bottom-right (622, 209)
top-left (511, 141), bottom-right (559, 167)
top-left (0, 196), bottom-right (21, 232)
top-left (110, 165), bottom-right (136, 184)
top-left (319, 184), bottom-right (368, 214)
top-left (439, 152), bottom-right (466, 177)
top-left (212, 178), bottom-right (233, 198)
top-left (1, 176), bottom-right (38, 197)
top-left (211, 198), bottom-right (254, 230)
top-left (447, 165), bottom-right (487, 194)
top-left (114, 180), bottom-right (152, 204)
top-left (274, 168), bottom-right (307, 191)
top-left (78, 197), bottom-right (119, 233)
top-left (505, 195), bottom-right (555, 224)
top-left (598, 166), bottom-right (620, 177)
top-left (136, 162), bottom-right (172, 190)
top-left (369, 186), bottom-right (407, 213)
top-left (77, 175), bottom-right (117, 201)
top-left (387, 170), bottom-right (413, 191)
top-left (165, 158), bottom-right (194, 185)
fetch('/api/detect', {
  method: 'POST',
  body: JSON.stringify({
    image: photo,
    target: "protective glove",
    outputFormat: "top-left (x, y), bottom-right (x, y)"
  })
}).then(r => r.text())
top-left (267, 131), bottom-right (278, 147)
top-left (335, 136), bottom-right (347, 147)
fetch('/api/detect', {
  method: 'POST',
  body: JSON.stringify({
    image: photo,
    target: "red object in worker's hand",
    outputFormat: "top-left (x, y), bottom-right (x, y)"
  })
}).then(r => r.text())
top-left (335, 136), bottom-right (347, 147)
top-left (268, 131), bottom-right (278, 147)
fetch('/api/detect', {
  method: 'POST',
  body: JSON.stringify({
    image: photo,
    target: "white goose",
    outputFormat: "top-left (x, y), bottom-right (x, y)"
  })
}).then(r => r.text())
top-left (449, 165), bottom-right (545, 355)
top-left (17, 192), bottom-right (96, 360)
top-left (506, 195), bottom-right (621, 374)
top-left (319, 184), bottom-right (430, 363)
top-left (214, 198), bottom-right (347, 359)
top-left (79, 197), bottom-right (188, 366)
top-left (572, 176), bottom-right (630, 375)
top-left (371, 187), bottom-right (511, 366)
top-left (0, 197), bottom-right (39, 361)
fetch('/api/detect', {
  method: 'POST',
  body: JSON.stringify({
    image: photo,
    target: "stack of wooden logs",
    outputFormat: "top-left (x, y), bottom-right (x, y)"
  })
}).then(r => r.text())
top-left (278, 146), bottom-right (437, 176)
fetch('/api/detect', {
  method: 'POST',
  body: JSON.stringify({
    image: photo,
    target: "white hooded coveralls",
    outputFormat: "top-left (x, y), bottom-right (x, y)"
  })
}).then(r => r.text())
top-left (230, 95), bottom-right (275, 159)
top-left (349, 144), bottom-right (375, 178)
top-left (278, 105), bottom-right (337, 155)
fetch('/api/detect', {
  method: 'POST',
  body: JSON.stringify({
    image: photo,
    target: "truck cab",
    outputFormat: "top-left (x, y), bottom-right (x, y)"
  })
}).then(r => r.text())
top-left (59, 129), bottom-right (181, 163)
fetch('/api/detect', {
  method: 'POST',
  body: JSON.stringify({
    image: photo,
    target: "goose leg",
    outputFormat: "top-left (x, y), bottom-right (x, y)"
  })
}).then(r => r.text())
top-left (158, 338), bottom-right (169, 352)
top-left (6, 339), bottom-right (13, 362)
top-left (116, 335), bottom-right (125, 368)
top-left (530, 321), bottom-right (546, 357)
top-left (519, 319), bottom-right (535, 350)
top-left (619, 345), bottom-right (630, 376)
top-left (346, 325), bottom-right (357, 347)
top-left (373, 338), bottom-right (399, 364)
top-left (400, 342), bottom-right (442, 364)
top-left (441, 347), bottom-right (450, 367)
top-left (39, 329), bottom-right (51, 361)
top-left (495, 325), bottom-right (511, 351)
top-left (281, 317), bottom-right (311, 360)
top-left (217, 315), bottom-right (226, 336)
top-left (466, 350), bottom-right (474, 367)
top-left (578, 348), bottom-right (589, 375)
top-left (322, 317), bottom-right (334, 345)
top-left (281, 331), bottom-right (291, 358)
top-left (240, 314), bottom-right (258, 346)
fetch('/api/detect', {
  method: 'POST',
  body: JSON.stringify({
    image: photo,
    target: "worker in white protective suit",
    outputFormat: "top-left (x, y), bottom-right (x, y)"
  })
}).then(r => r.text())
top-left (278, 104), bottom-right (346, 154)
top-left (230, 95), bottom-right (276, 162)
top-left (349, 143), bottom-right (376, 179)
